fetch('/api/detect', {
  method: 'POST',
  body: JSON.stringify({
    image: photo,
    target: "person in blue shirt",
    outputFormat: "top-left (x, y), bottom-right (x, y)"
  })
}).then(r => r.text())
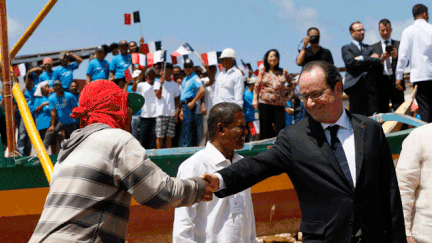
top-left (39, 57), bottom-right (55, 86)
top-left (52, 51), bottom-right (83, 91)
top-left (243, 77), bottom-right (257, 142)
top-left (17, 74), bottom-right (37, 156)
top-left (109, 40), bottom-right (132, 80)
top-left (32, 81), bottom-right (51, 149)
top-left (43, 80), bottom-right (78, 154)
top-left (86, 46), bottom-right (110, 83)
top-left (69, 80), bottom-right (80, 102)
top-left (179, 59), bottom-right (205, 147)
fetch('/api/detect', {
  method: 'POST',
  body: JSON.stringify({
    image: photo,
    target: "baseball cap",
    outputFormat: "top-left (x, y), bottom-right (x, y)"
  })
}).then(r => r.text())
top-left (43, 57), bottom-right (53, 65)
top-left (128, 93), bottom-right (145, 114)
top-left (53, 80), bottom-right (62, 87)
top-left (184, 58), bottom-right (194, 67)
top-left (95, 46), bottom-right (104, 52)
top-left (132, 70), bottom-right (142, 79)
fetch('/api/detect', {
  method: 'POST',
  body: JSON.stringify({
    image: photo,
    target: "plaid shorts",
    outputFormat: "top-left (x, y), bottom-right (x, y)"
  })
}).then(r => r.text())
top-left (155, 116), bottom-right (176, 138)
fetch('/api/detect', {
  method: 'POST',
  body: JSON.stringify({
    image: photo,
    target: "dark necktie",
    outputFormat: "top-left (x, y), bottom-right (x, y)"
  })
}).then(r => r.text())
top-left (359, 42), bottom-right (364, 53)
top-left (327, 125), bottom-right (354, 188)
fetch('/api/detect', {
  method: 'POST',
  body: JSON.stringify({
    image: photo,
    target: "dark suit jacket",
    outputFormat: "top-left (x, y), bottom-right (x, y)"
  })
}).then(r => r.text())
top-left (371, 40), bottom-right (405, 90)
top-left (215, 111), bottom-right (406, 243)
top-left (342, 42), bottom-right (382, 91)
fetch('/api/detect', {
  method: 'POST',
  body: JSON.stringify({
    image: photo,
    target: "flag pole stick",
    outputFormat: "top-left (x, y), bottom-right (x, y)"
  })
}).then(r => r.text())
top-left (193, 51), bottom-right (204, 63)
top-left (139, 22), bottom-right (144, 39)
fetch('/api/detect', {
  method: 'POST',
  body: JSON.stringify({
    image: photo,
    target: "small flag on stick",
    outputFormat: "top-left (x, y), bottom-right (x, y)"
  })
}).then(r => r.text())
top-left (201, 51), bottom-right (221, 66)
top-left (133, 11), bottom-right (140, 23)
top-left (124, 65), bottom-right (133, 82)
top-left (12, 63), bottom-right (26, 77)
top-left (147, 50), bottom-right (166, 67)
top-left (171, 54), bottom-right (189, 65)
top-left (125, 11), bottom-right (140, 25)
top-left (132, 53), bottom-right (147, 68)
top-left (141, 41), bottom-right (162, 55)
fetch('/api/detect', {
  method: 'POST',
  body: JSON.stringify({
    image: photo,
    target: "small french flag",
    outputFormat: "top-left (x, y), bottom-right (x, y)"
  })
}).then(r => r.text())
top-left (147, 50), bottom-right (166, 67)
top-left (132, 53), bottom-right (147, 68)
top-left (171, 54), bottom-right (189, 65)
top-left (124, 64), bottom-right (134, 82)
top-left (124, 11), bottom-right (140, 25)
top-left (201, 51), bottom-right (221, 66)
top-left (172, 43), bottom-right (194, 57)
top-left (141, 41), bottom-right (162, 55)
top-left (253, 60), bottom-right (264, 76)
top-left (13, 63), bottom-right (26, 77)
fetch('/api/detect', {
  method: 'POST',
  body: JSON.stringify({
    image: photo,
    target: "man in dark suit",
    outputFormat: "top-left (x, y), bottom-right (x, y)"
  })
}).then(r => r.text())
top-left (372, 19), bottom-right (405, 112)
top-left (342, 21), bottom-right (382, 116)
top-left (201, 61), bottom-right (406, 243)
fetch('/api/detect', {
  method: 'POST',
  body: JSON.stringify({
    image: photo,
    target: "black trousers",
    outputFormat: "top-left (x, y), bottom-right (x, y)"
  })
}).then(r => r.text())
top-left (415, 81), bottom-right (432, 123)
top-left (377, 75), bottom-right (405, 113)
top-left (258, 103), bottom-right (285, 139)
top-left (346, 75), bottom-right (379, 116)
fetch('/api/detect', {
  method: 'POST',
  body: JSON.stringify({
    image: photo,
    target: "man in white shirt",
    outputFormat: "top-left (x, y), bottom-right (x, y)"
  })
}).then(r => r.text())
top-left (132, 67), bottom-right (161, 149)
top-left (396, 4), bottom-right (432, 122)
top-left (155, 63), bottom-right (181, 149)
top-left (173, 102), bottom-right (258, 243)
top-left (213, 48), bottom-right (244, 107)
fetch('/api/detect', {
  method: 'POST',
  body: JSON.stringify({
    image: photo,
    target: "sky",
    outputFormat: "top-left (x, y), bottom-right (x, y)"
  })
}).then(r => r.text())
top-left (4, 0), bottom-right (426, 80)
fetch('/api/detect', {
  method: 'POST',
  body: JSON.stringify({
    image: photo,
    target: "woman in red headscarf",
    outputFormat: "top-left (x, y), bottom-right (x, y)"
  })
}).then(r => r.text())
top-left (29, 80), bottom-right (210, 243)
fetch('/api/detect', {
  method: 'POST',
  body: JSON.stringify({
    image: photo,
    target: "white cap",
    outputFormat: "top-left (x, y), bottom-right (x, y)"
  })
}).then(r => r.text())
top-left (132, 70), bottom-right (142, 79)
top-left (220, 48), bottom-right (236, 59)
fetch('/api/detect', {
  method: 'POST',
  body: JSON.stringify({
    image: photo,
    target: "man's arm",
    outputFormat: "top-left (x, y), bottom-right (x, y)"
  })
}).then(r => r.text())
top-left (296, 36), bottom-right (310, 66)
top-left (395, 30), bottom-right (412, 90)
top-left (234, 73), bottom-right (244, 107)
top-left (211, 128), bottom-right (292, 197)
top-left (396, 131), bottom-right (422, 240)
top-left (155, 80), bottom-right (163, 99)
top-left (47, 108), bottom-right (56, 132)
top-left (188, 85), bottom-right (205, 110)
top-left (342, 45), bottom-right (370, 69)
top-left (27, 67), bottom-right (43, 76)
top-left (69, 52), bottom-right (83, 65)
top-left (86, 74), bottom-right (92, 84)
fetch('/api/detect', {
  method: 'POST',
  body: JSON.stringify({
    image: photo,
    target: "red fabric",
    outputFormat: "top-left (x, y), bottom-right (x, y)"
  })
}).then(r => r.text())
top-left (124, 14), bottom-right (131, 25)
top-left (71, 80), bottom-right (129, 129)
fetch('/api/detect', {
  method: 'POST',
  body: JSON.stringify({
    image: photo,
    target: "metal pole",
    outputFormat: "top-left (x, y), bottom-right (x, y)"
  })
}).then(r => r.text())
top-left (10, 0), bottom-right (58, 59)
top-left (0, 0), bottom-right (16, 154)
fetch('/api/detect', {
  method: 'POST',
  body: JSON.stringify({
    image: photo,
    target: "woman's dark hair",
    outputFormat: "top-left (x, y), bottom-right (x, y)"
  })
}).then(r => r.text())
top-left (263, 49), bottom-right (282, 72)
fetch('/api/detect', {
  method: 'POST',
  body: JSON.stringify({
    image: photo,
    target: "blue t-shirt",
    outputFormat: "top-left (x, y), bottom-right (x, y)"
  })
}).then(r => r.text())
top-left (87, 58), bottom-right (110, 81)
top-left (48, 91), bottom-right (78, 125)
top-left (33, 96), bottom-right (51, 130)
top-left (53, 62), bottom-right (79, 90)
top-left (39, 71), bottom-right (54, 86)
top-left (31, 73), bottom-right (40, 87)
top-left (109, 54), bottom-right (132, 79)
top-left (285, 100), bottom-right (293, 126)
top-left (180, 72), bottom-right (203, 101)
top-left (24, 86), bottom-right (37, 114)
top-left (243, 88), bottom-right (254, 122)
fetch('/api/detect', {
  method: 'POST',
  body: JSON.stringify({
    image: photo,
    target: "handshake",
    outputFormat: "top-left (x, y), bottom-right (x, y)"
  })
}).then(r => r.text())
top-left (200, 173), bottom-right (221, 201)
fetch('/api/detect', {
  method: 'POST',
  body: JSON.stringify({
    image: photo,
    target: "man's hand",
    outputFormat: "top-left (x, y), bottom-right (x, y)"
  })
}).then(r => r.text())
top-left (390, 48), bottom-right (398, 59)
top-left (47, 125), bottom-right (55, 133)
top-left (407, 236), bottom-right (415, 243)
top-left (252, 99), bottom-right (258, 109)
top-left (201, 105), bottom-right (207, 116)
top-left (395, 79), bottom-right (404, 91)
top-left (139, 36), bottom-right (144, 44)
top-left (303, 36), bottom-right (310, 48)
top-left (381, 52), bottom-right (390, 62)
top-left (187, 101), bottom-right (195, 110)
top-left (179, 109), bottom-right (184, 121)
top-left (200, 173), bottom-right (220, 192)
top-left (354, 56), bottom-right (363, 61)
top-left (371, 53), bottom-right (379, 58)
top-left (285, 107), bottom-right (294, 115)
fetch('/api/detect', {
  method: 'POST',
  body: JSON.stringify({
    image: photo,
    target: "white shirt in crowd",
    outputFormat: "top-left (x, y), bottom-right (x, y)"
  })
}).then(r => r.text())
top-left (195, 77), bottom-right (215, 116)
top-left (136, 81), bottom-right (161, 118)
top-left (156, 79), bottom-right (181, 117)
top-left (213, 66), bottom-right (244, 107)
top-left (173, 142), bottom-right (258, 243)
top-left (396, 19), bottom-right (432, 82)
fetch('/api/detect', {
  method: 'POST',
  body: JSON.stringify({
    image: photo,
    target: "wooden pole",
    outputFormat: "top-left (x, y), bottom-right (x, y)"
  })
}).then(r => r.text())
top-left (10, 0), bottom-right (58, 59)
top-left (139, 22), bottom-right (144, 40)
top-left (0, 0), bottom-right (16, 154)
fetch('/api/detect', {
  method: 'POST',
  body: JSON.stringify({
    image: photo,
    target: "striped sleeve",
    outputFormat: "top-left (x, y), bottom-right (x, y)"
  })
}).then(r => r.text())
top-left (115, 137), bottom-right (206, 210)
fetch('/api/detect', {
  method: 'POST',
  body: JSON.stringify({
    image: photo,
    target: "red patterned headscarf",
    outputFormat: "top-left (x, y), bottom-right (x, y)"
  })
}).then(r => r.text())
top-left (71, 80), bottom-right (129, 129)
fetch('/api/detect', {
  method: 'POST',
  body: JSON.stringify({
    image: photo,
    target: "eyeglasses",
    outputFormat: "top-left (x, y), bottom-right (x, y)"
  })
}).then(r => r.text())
top-left (353, 28), bottom-right (366, 33)
top-left (298, 87), bottom-right (330, 102)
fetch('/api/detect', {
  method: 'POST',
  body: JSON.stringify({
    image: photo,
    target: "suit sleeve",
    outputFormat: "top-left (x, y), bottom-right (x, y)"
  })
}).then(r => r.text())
top-left (363, 47), bottom-right (382, 68)
top-left (396, 131), bottom-right (422, 238)
top-left (342, 45), bottom-right (381, 70)
top-left (378, 125), bottom-right (407, 242)
top-left (215, 128), bottom-right (291, 198)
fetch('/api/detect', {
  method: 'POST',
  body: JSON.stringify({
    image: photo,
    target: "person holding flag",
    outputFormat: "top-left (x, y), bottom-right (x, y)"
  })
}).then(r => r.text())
top-left (109, 40), bottom-right (132, 80)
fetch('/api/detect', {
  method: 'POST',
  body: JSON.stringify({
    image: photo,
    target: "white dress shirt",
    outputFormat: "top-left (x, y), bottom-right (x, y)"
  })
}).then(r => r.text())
top-left (396, 19), bottom-right (432, 82)
top-left (396, 123), bottom-right (432, 242)
top-left (213, 66), bottom-right (244, 107)
top-left (173, 142), bottom-right (258, 243)
top-left (320, 109), bottom-right (357, 187)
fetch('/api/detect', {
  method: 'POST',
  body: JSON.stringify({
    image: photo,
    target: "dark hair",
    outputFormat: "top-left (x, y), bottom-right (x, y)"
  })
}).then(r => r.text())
top-left (70, 80), bottom-right (78, 86)
top-left (25, 74), bottom-right (34, 81)
top-left (208, 102), bottom-right (243, 140)
top-left (378, 19), bottom-right (391, 27)
top-left (109, 43), bottom-right (118, 52)
top-left (164, 62), bottom-right (173, 69)
top-left (113, 77), bottom-right (126, 85)
top-left (263, 49), bottom-right (282, 72)
top-left (299, 61), bottom-right (342, 90)
top-left (173, 66), bottom-right (181, 70)
top-left (307, 27), bottom-right (320, 36)
top-left (245, 63), bottom-right (252, 70)
top-left (413, 4), bottom-right (428, 18)
top-left (349, 21), bottom-right (362, 32)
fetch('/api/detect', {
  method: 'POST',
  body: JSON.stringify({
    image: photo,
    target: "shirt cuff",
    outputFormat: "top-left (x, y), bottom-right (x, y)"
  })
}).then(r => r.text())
top-left (215, 173), bottom-right (226, 190)
top-left (395, 72), bottom-right (404, 81)
top-left (358, 56), bottom-right (364, 61)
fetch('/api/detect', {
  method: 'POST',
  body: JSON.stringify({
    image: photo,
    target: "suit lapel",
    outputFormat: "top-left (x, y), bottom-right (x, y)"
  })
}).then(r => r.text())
top-left (348, 112), bottom-right (365, 181)
top-left (307, 117), bottom-right (354, 191)
top-left (350, 42), bottom-right (361, 54)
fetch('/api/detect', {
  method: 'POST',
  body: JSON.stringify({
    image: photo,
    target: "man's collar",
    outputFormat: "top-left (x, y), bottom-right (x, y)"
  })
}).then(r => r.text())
top-left (352, 39), bottom-right (361, 45)
top-left (186, 72), bottom-right (196, 79)
top-left (205, 142), bottom-right (241, 165)
top-left (381, 38), bottom-right (392, 44)
top-left (415, 19), bottom-right (427, 24)
top-left (320, 109), bottom-right (352, 131)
